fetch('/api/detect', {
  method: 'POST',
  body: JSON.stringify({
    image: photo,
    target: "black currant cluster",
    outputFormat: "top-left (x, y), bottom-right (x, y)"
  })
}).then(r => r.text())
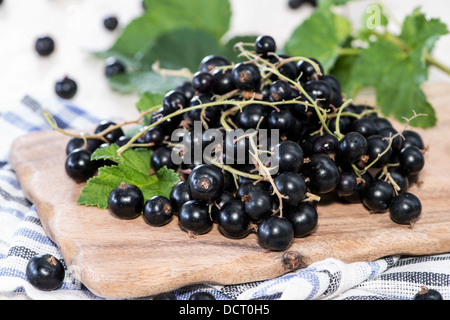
top-left (63, 35), bottom-right (426, 252)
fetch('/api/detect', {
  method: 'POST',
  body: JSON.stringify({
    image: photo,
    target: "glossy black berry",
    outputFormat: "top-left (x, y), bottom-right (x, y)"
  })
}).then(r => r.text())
top-left (187, 93), bottom-right (221, 127)
top-left (218, 200), bottom-right (250, 239)
top-left (270, 80), bottom-right (293, 102)
top-left (362, 180), bottom-right (393, 213)
top-left (401, 130), bottom-right (425, 150)
top-left (188, 164), bottom-right (224, 202)
top-left (189, 291), bottom-right (216, 300)
top-left (268, 108), bottom-right (295, 134)
top-left (257, 216), bottom-right (294, 251)
top-left (94, 120), bottom-right (124, 144)
top-left (103, 15), bottom-right (118, 31)
top-left (352, 118), bottom-right (377, 138)
top-left (285, 202), bottom-right (318, 238)
top-left (212, 68), bottom-right (236, 95)
top-left (297, 58), bottom-right (324, 83)
top-left (192, 71), bottom-right (216, 93)
top-left (413, 286), bottom-right (443, 300)
top-left (143, 195), bottom-right (173, 227)
top-left (153, 292), bottom-right (178, 300)
top-left (105, 57), bottom-right (126, 77)
top-left (175, 81), bottom-right (196, 101)
top-left (255, 35), bottom-right (277, 58)
top-left (303, 153), bottom-right (340, 194)
top-left (65, 149), bottom-right (97, 182)
top-left (35, 36), bottom-right (55, 56)
top-left (66, 137), bottom-right (103, 155)
top-left (399, 146), bottom-right (425, 176)
top-left (336, 171), bottom-right (359, 197)
top-left (178, 200), bottom-right (213, 235)
top-left (136, 125), bottom-right (165, 146)
top-left (304, 80), bottom-right (332, 108)
top-left (55, 76), bottom-right (77, 99)
top-left (243, 190), bottom-right (273, 222)
top-left (380, 166), bottom-right (409, 194)
top-left (274, 172), bottom-right (307, 206)
top-left (268, 54), bottom-right (299, 81)
top-left (26, 254), bottom-right (65, 291)
top-left (236, 103), bottom-right (270, 130)
top-left (389, 192), bottom-right (422, 225)
top-left (366, 135), bottom-right (392, 168)
top-left (312, 134), bottom-right (339, 156)
top-left (338, 131), bottom-right (368, 164)
top-left (151, 146), bottom-right (179, 171)
top-left (107, 182), bottom-right (144, 220)
top-left (169, 181), bottom-right (192, 213)
top-left (231, 62), bottom-right (261, 91)
top-left (272, 140), bottom-right (304, 173)
top-left (199, 55), bottom-right (230, 73)
top-left (162, 89), bottom-right (189, 113)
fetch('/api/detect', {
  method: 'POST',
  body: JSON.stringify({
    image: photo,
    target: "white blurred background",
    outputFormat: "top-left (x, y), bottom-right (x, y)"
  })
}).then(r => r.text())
top-left (0, 0), bottom-right (449, 121)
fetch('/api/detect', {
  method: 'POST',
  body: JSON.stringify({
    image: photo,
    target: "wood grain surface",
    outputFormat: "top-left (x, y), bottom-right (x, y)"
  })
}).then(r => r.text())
top-left (9, 83), bottom-right (450, 299)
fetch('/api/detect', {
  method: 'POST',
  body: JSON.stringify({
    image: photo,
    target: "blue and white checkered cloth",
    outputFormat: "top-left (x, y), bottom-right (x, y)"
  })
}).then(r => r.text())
top-left (1, 96), bottom-right (449, 300)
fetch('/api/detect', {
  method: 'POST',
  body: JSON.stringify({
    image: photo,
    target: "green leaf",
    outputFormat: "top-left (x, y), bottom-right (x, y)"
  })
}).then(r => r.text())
top-left (284, 5), bottom-right (352, 72)
top-left (140, 28), bottom-right (224, 72)
top-left (106, 0), bottom-right (231, 60)
top-left (106, 70), bottom-right (188, 94)
top-left (77, 145), bottom-right (180, 209)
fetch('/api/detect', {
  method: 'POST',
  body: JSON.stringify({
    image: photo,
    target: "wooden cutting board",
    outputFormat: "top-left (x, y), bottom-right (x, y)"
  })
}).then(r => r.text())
top-left (9, 83), bottom-right (450, 299)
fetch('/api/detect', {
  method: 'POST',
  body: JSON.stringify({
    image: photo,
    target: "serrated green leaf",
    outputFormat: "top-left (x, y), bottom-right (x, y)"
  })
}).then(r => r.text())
top-left (77, 146), bottom-right (180, 209)
top-left (284, 6), bottom-right (352, 72)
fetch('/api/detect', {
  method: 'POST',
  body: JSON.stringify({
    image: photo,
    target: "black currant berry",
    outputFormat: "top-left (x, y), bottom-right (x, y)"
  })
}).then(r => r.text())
top-left (169, 181), bottom-right (193, 214)
top-left (255, 35), bottom-right (277, 58)
top-left (366, 135), bottom-right (392, 168)
top-left (175, 81), bottom-right (196, 101)
top-left (136, 125), bottom-right (165, 146)
top-left (192, 71), bottom-right (216, 93)
top-left (399, 146), bottom-right (425, 176)
top-left (189, 291), bottom-right (216, 300)
top-left (236, 180), bottom-right (268, 199)
top-left (362, 180), bottom-right (393, 213)
top-left (178, 200), bottom-right (213, 235)
top-left (199, 55), bottom-right (230, 73)
top-left (338, 131), bottom-right (368, 164)
top-left (150, 146), bottom-right (179, 171)
top-left (105, 57), bottom-right (126, 77)
top-left (35, 36), bottom-right (55, 56)
top-left (336, 171), bottom-right (359, 197)
top-left (268, 54), bottom-right (299, 81)
top-left (401, 130), bottom-right (425, 150)
top-left (243, 190), bottom-right (273, 222)
top-left (297, 58), bottom-right (324, 83)
top-left (413, 286), bottom-right (443, 300)
top-left (270, 80), bottom-right (293, 102)
top-left (188, 93), bottom-right (221, 127)
top-left (153, 292), bottom-right (178, 300)
top-left (66, 137), bottom-right (103, 155)
top-left (352, 118), bottom-right (377, 138)
top-left (107, 182), bottom-right (144, 220)
top-left (26, 254), bottom-right (65, 291)
top-left (285, 202), bottom-right (318, 238)
top-left (212, 68), bottom-right (236, 95)
top-left (303, 153), bottom-right (340, 194)
top-left (143, 195), bottom-right (173, 227)
top-left (389, 192), bottom-right (422, 225)
top-left (304, 80), bottom-right (332, 108)
top-left (94, 120), bottom-right (124, 144)
top-left (257, 216), bottom-right (294, 251)
top-left (55, 76), bottom-right (77, 99)
top-left (236, 103), bottom-right (270, 129)
top-left (231, 62), bottom-right (261, 91)
top-left (312, 133), bottom-right (339, 156)
top-left (162, 89), bottom-right (189, 114)
top-left (188, 164), bottom-right (224, 202)
top-left (381, 166), bottom-right (409, 194)
top-left (103, 15), bottom-right (118, 31)
top-left (65, 148), bottom-right (97, 182)
top-left (218, 200), bottom-right (250, 239)
top-left (272, 140), bottom-right (304, 173)
top-left (268, 108), bottom-right (295, 134)
top-left (274, 172), bottom-right (307, 206)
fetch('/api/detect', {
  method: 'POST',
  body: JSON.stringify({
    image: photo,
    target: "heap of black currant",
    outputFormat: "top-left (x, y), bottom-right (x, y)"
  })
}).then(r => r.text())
top-left (62, 35), bottom-right (426, 252)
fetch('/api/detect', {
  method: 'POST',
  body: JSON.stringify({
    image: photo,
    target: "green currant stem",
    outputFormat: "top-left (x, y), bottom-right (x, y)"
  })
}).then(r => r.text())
top-left (333, 99), bottom-right (353, 140)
